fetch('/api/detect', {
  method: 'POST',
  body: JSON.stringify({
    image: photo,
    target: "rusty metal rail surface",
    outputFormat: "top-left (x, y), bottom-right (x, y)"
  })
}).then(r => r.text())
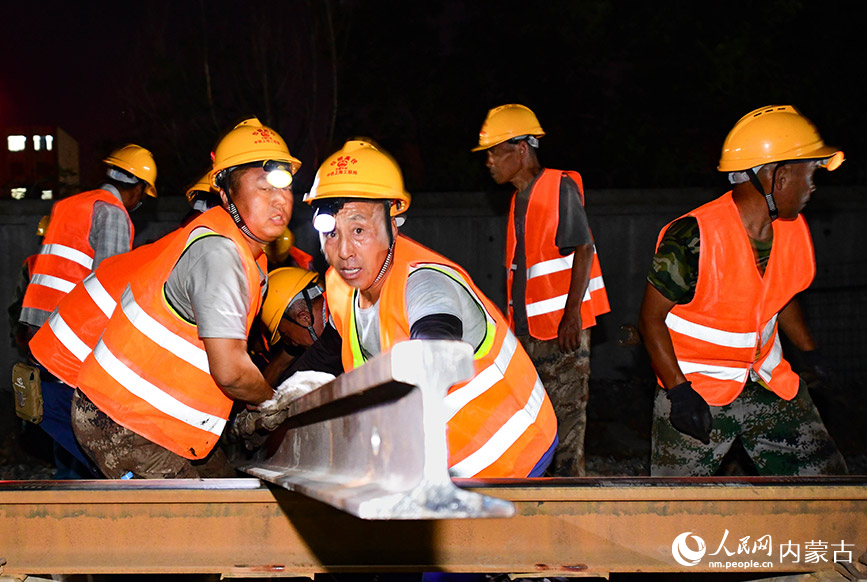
top-left (1, 476), bottom-right (865, 578)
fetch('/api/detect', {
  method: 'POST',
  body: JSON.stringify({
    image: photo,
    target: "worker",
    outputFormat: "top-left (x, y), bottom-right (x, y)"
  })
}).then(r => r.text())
top-left (638, 105), bottom-right (848, 476)
top-left (257, 267), bottom-right (328, 385)
top-left (181, 172), bottom-right (222, 225)
top-left (16, 145), bottom-right (156, 478)
top-left (20, 144), bottom-right (156, 331)
top-left (278, 139), bottom-right (558, 478)
top-left (472, 104), bottom-right (610, 476)
top-left (68, 118), bottom-right (301, 479)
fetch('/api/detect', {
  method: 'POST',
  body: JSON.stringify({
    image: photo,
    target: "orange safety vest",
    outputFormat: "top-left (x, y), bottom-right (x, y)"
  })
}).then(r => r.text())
top-left (505, 169), bottom-right (610, 339)
top-left (22, 189), bottom-right (133, 319)
top-left (75, 208), bottom-right (267, 459)
top-left (659, 192), bottom-right (815, 406)
top-left (327, 235), bottom-right (557, 478)
top-left (30, 234), bottom-right (178, 388)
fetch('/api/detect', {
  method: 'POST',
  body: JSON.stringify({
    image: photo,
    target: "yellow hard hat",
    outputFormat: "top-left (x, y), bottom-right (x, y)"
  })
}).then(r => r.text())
top-left (103, 144), bottom-right (158, 197)
top-left (264, 228), bottom-right (295, 265)
top-left (472, 104), bottom-right (545, 152)
top-left (718, 105), bottom-right (844, 172)
top-left (185, 173), bottom-right (214, 205)
top-left (261, 267), bottom-right (320, 344)
top-left (209, 117), bottom-right (301, 189)
top-left (36, 215), bottom-right (50, 237)
top-left (303, 140), bottom-right (411, 216)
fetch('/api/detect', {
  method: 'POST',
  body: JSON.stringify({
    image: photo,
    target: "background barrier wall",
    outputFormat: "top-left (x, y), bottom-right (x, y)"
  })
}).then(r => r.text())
top-left (3, 186), bottom-right (864, 388)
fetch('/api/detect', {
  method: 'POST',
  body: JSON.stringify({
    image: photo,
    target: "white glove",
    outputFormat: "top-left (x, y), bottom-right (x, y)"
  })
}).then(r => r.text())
top-left (233, 371), bottom-right (336, 443)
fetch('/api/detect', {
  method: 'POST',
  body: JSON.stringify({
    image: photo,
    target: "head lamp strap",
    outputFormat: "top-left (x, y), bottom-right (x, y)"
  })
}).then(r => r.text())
top-left (747, 167), bottom-right (779, 221)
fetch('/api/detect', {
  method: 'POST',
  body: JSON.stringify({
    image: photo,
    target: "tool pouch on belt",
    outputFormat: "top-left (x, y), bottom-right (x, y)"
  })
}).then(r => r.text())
top-left (12, 362), bottom-right (42, 423)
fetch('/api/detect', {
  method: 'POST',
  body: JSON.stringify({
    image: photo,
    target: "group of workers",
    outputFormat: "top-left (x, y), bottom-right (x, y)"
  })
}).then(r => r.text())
top-left (14, 102), bottom-right (848, 480)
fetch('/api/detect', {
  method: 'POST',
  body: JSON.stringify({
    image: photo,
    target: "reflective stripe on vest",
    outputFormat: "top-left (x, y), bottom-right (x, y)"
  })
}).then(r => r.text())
top-left (83, 273), bottom-right (116, 317)
top-left (449, 374), bottom-right (548, 478)
top-left (92, 341), bottom-right (225, 436)
top-left (39, 243), bottom-right (94, 270)
top-left (120, 288), bottom-right (211, 375)
top-left (525, 273), bottom-right (605, 318)
top-left (30, 273), bottom-right (76, 294)
top-left (444, 330), bottom-right (517, 421)
top-left (665, 312), bottom-right (756, 349)
top-left (47, 312), bottom-right (90, 362)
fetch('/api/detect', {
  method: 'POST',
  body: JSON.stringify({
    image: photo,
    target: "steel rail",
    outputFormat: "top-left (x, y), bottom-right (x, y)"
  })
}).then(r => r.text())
top-left (1, 477), bottom-right (865, 577)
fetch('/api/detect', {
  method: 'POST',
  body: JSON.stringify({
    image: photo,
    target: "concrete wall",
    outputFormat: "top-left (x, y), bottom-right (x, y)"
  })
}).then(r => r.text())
top-left (2, 185), bottom-right (865, 391)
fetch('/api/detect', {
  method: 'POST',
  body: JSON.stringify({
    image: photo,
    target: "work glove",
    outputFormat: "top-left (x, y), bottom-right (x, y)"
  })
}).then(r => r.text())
top-left (666, 381), bottom-right (713, 445)
top-left (232, 370), bottom-right (335, 449)
top-left (799, 348), bottom-right (832, 392)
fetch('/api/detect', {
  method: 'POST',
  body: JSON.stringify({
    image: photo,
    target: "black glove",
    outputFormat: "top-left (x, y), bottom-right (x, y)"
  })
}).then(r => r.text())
top-left (800, 348), bottom-right (832, 391)
top-left (667, 381), bottom-right (712, 445)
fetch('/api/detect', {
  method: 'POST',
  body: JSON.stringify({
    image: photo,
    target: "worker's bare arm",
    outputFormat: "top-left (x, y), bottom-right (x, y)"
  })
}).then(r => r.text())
top-left (638, 282), bottom-right (686, 389)
top-left (202, 337), bottom-right (274, 404)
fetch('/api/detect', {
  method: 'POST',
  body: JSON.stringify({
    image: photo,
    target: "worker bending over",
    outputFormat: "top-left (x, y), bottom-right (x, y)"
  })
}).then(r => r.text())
top-left (67, 118), bottom-right (300, 478)
top-left (270, 140), bottom-right (557, 478)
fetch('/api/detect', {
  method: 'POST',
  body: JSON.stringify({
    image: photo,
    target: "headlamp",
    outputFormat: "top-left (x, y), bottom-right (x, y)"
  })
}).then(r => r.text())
top-left (311, 200), bottom-right (345, 233)
top-left (819, 151), bottom-right (845, 172)
top-left (263, 160), bottom-right (293, 188)
top-left (313, 209), bottom-right (337, 233)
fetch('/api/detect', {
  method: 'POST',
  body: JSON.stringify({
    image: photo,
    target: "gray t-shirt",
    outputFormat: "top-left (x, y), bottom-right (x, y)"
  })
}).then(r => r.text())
top-left (354, 268), bottom-right (487, 359)
top-left (163, 228), bottom-right (266, 339)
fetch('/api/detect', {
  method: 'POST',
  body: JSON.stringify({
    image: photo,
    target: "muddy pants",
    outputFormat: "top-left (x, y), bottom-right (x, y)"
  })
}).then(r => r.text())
top-left (519, 328), bottom-right (590, 477)
top-left (71, 389), bottom-right (235, 479)
top-left (651, 379), bottom-right (848, 476)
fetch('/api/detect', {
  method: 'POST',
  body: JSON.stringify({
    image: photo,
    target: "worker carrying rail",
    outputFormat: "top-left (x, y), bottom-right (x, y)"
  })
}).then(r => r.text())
top-left (638, 105), bottom-right (849, 476)
top-left (31, 117), bottom-right (318, 479)
top-left (239, 139), bottom-right (558, 478)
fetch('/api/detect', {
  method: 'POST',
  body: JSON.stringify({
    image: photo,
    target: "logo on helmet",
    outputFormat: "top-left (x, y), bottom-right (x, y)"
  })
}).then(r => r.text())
top-left (251, 128), bottom-right (281, 145)
top-left (326, 155), bottom-right (358, 177)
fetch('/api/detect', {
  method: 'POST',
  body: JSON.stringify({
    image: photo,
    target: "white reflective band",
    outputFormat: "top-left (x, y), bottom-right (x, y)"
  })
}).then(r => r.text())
top-left (48, 312), bottom-right (90, 362)
top-left (120, 290), bottom-right (210, 374)
top-left (666, 312), bottom-right (756, 349)
top-left (679, 360), bottom-right (749, 383)
top-left (93, 342), bottom-right (225, 436)
top-left (449, 375), bottom-right (547, 478)
top-left (756, 333), bottom-right (783, 384)
top-left (30, 273), bottom-right (76, 294)
top-left (760, 314), bottom-right (778, 348)
top-left (527, 254), bottom-right (573, 280)
top-left (40, 243), bottom-right (93, 270)
top-left (582, 275), bottom-right (605, 301)
top-left (526, 294), bottom-right (567, 317)
top-left (83, 273), bottom-right (116, 318)
top-left (443, 331), bottom-right (518, 421)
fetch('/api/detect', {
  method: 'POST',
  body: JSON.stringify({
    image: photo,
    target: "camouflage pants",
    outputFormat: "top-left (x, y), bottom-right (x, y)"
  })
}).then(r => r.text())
top-left (651, 380), bottom-right (848, 476)
top-left (518, 329), bottom-right (590, 477)
top-left (71, 389), bottom-right (235, 479)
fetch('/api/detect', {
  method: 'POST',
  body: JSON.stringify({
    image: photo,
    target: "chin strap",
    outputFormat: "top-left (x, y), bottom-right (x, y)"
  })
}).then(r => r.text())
top-left (368, 241), bottom-right (395, 290)
top-left (747, 163), bottom-right (788, 222)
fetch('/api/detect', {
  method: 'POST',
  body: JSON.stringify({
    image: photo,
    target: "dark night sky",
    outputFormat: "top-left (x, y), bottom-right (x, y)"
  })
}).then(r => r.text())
top-left (2, 0), bottom-right (866, 195)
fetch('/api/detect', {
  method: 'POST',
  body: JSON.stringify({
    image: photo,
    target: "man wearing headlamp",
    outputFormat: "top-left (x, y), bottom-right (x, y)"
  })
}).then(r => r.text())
top-left (68, 118), bottom-right (301, 479)
top-left (289, 139), bottom-right (558, 478)
top-left (639, 105), bottom-right (848, 476)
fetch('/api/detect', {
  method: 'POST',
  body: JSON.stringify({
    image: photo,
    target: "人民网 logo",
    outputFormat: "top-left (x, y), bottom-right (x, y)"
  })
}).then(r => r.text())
top-left (672, 532), bottom-right (706, 567)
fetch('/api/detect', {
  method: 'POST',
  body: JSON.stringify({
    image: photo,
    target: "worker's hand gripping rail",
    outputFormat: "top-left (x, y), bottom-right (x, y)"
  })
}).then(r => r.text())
top-left (235, 340), bottom-right (516, 519)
